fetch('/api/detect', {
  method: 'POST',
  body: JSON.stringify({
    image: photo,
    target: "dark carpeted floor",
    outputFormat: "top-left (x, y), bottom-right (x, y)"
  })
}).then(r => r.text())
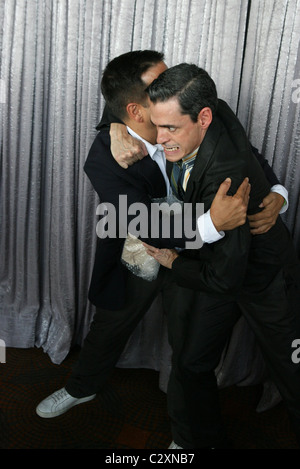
top-left (0, 347), bottom-right (299, 450)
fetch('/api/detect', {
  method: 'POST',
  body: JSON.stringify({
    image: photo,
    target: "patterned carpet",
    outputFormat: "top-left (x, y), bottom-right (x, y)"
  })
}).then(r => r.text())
top-left (0, 347), bottom-right (299, 450)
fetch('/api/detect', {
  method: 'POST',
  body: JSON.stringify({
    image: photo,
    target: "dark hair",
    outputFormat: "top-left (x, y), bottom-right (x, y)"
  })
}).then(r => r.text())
top-left (146, 63), bottom-right (218, 122)
top-left (101, 50), bottom-right (164, 120)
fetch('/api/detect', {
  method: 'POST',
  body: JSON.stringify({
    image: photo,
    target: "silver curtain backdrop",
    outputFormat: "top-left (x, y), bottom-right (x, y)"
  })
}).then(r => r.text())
top-left (0, 0), bottom-right (299, 394)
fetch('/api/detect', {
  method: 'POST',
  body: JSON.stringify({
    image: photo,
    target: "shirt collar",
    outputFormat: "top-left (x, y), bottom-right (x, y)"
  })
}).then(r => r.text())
top-left (181, 147), bottom-right (199, 164)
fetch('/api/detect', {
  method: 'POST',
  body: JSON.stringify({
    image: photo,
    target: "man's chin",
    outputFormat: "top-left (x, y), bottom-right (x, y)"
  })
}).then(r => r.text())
top-left (164, 153), bottom-right (183, 162)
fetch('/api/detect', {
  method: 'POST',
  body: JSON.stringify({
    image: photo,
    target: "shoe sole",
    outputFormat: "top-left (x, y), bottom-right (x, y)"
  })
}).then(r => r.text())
top-left (36, 395), bottom-right (96, 418)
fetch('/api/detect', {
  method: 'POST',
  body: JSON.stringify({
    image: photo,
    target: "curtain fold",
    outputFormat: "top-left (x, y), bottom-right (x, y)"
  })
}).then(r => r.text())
top-left (0, 0), bottom-right (299, 371)
top-left (237, 0), bottom-right (300, 249)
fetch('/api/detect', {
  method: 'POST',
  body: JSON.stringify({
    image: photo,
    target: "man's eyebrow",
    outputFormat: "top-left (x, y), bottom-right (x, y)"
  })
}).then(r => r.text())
top-left (150, 120), bottom-right (177, 128)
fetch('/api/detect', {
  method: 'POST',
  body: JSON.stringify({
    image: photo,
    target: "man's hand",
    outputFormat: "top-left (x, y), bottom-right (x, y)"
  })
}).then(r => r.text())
top-left (110, 123), bottom-right (148, 169)
top-left (248, 192), bottom-right (285, 234)
top-left (210, 178), bottom-right (250, 232)
top-left (143, 243), bottom-right (179, 269)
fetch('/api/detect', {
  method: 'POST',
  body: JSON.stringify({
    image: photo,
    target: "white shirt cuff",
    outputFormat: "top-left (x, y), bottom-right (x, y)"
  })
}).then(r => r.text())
top-left (197, 209), bottom-right (225, 244)
top-left (271, 184), bottom-right (289, 214)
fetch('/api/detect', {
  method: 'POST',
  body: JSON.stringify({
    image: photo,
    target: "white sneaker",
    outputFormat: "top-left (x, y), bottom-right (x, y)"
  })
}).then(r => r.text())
top-left (168, 441), bottom-right (183, 449)
top-left (36, 387), bottom-right (96, 418)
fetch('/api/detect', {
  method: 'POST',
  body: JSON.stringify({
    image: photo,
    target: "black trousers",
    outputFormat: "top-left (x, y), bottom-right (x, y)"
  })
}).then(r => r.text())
top-left (66, 269), bottom-right (171, 397)
top-left (165, 288), bottom-right (239, 448)
top-left (65, 267), bottom-right (196, 446)
top-left (66, 264), bottom-right (300, 448)
top-left (176, 269), bottom-right (300, 448)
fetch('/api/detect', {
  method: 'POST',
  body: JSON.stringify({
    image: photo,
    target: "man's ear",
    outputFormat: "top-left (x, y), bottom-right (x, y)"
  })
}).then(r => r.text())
top-left (197, 107), bottom-right (213, 129)
top-left (126, 103), bottom-right (143, 122)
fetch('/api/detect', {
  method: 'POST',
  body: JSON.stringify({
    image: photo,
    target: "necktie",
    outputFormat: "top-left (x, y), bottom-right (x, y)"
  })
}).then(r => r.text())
top-left (170, 148), bottom-right (198, 200)
top-left (170, 161), bottom-right (185, 200)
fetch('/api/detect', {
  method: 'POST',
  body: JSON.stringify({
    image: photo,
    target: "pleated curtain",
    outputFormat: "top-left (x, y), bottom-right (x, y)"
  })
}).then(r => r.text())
top-left (0, 0), bottom-right (299, 369)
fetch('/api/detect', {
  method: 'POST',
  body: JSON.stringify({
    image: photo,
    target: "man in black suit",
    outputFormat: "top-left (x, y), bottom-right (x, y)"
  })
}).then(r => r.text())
top-left (143, 63), bottom-right (300, 448)
top-left (36, 51), bottom-right (286, 449)
top-left (36, 50), bottom-right (250, 423)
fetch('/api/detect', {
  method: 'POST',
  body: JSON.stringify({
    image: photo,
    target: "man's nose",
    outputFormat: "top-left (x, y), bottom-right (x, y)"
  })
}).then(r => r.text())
top-left (156, 127), bottom-right (168, 144)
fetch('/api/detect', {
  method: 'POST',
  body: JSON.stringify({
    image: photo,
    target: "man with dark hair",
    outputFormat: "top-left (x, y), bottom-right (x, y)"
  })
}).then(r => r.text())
top-left (143, 63), bottom-right (300, 448)
top-left (35, 51), bottom-right (250, 437)
top-left (100, 50), bottom-right (165, 122)
top-left (36, 51), bottom-right (289, 450)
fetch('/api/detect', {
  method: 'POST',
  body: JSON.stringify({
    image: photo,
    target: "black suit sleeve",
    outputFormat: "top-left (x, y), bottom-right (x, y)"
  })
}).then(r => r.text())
top-left (171, 178), bottom-right (253, 296)
top-left (171, 223), bottom-right (251, 295)
top-left (218, 100), bottom-right (281, 187)
top-left (251, 145), bottom-right (280, 186)
top-left (171, 208), bottom-right (287, 296)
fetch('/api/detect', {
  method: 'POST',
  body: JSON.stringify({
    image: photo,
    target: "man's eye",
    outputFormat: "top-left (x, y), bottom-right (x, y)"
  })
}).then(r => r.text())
top-left (168, 127), bottom-right (176, 132)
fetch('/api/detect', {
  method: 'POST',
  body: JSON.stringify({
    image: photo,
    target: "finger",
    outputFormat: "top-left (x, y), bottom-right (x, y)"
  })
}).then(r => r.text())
top-left (145, 249), bottom-right (155, 257)
top-left (249, 221), bottom-right (261, 229)
top-left (142, 243), bottom-right (158, 254)
top-left (118, 161), bottom-right (129, 169)
top-left (216, 178), bottom-right (232, 197)
top-left (147, 250), bottom-right (161, 261)
top-left (245, 182), bottom-right (251, 200)
top-left (248, 218), bottom-right (266, 228)
top-left (142, 242), bottom-right (150, 248)
top-left (260, 199), bottom-right (273, 208)
top-left (143, 242), bottom-right (155, 251)
top-left (128, 152), bottom-right (142, 163)
top-left (146, 251), bottom-right (156, 259)
top-left (131, 142), bottom-right (148, 160)
top-left (137, 153), bottom-right (147, 161)
top-left (249, 216), bottom-right (273, 229)
top-left (250, 225), bottom-right (271, 235)
top-left (235, 178), bottom-right (250, 198)
top-left (248, 216), bottom-right (265, 227)
top-left (248, 211), bottom-right (266, 222)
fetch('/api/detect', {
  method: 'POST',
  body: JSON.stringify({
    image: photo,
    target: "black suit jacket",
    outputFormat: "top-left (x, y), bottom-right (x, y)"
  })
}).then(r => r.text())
top-left (84, 129), bottom-right (193, 309)
top-left (84, 129), bottom-right (167, 309)
top-left (171, 100), bottom-right (294, 297)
